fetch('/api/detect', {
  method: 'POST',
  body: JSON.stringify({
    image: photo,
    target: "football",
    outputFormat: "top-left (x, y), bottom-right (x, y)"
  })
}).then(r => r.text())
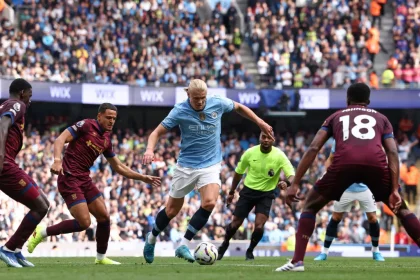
top-left (194, 241), bottom-right (218, 265)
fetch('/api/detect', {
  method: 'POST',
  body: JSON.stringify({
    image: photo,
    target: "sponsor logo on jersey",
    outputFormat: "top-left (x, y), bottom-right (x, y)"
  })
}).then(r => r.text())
top-left (86, 140), bottom-right (104, 155)
top-left (76, 120), bottom-right (85, 127)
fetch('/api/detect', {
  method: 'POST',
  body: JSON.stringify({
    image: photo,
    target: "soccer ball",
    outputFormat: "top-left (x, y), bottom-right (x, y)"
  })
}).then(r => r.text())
top-left (194, 241), bottom-right (218, 265)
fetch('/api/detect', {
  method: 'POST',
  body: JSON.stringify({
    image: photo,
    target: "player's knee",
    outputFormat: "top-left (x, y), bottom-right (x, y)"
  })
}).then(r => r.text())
top-left (254, 223), bottom-right (265, 231)
top-left (77, 217), bottom-right (91, 230)
top-left (96, 213), bottom-right (110, 224)
top-left (201, 199), bottom-right (216, 211)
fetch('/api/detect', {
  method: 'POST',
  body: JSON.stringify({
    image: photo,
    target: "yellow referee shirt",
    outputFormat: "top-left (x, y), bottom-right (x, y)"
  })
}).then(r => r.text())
top-left (235, 145), bottom-right (295, 192)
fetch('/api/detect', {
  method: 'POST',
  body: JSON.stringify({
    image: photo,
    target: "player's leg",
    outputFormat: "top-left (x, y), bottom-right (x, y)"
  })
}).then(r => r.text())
top-left (218, 196), bottom-right (252, 260)
top-left (315, 211), bottom-right (343, 261)
top-left (246, 212), bottom-right (269, 260)
top-left (359, 189), bottom-right (384, 261)
top-left (0, 174), bottom-right (50, 268)
top-left (175, 164), bottom-right (222, 262)
top-left (144, 166), bottom-right (191, 263)
top-left (28, 176), bottom-right (92, 253)
top-left (387, 199), bottom-right (420, 247)
top-left (175, 183), bottom-right (219, 262)
top-left (87, 193), bottom-right (120, 265)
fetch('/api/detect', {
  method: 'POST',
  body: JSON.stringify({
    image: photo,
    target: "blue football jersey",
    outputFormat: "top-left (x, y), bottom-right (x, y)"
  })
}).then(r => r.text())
top-left (161, 96), bottom-right (234, 168)
top-left (331, 140), bottom-right (368, 193)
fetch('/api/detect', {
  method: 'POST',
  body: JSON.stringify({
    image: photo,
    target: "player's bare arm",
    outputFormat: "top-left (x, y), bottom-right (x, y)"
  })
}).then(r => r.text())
top-left (287, 129), bottom-right (329, 207)
top-left (227, 172), bottom-right (243, 206)
top-left (233, 102), bottom-right (274, 141)
top-left (383, 137), bottom-right (402, 213)
top-left (0, 116), bottom-right (12, 174)
top-left (50, 129), bottom-right (74, 175)
top-left (107, 156), bottom-right (161, 188)
top-left (142, 124), bottom-right (168, 165)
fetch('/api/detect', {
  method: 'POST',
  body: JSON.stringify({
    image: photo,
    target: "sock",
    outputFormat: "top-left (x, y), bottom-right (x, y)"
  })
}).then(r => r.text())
top-left (179, 237), bottom-right (190, 247)
top-left (223, 224), bottom-right (237, 245)
top-left (291, 212), bottom-right (316, 264)
top-left (322, 247), bottom-right (329, 254)
top-left (151, 208), bottom-right (171, 239)
top-left (372, 246), bottom-right (379, 253)
top-left (323, 218), bottom-right (340, 253)
top-left (41, 227), bottom-right (47, 238)
top-left (148, 232), bottom-right (157, 244)
top-left (5, 212), bottom-right (43, 251)
top-left (248, 228), bottom-right (264, 251)
top-left (184, 207), bottom-right (212, 241)
top-left (2, 246), bottom-right (14, 252)
top-left (369, 221), bottom-right (380, 248)
top-left (96, 221), bottom-right (110, 254)
top-left (47, 220), bottom-right (83, 236)
top-left (399, 213), bottom-right (420, 247)
top-left (97, 253), bottom-right (105, 261)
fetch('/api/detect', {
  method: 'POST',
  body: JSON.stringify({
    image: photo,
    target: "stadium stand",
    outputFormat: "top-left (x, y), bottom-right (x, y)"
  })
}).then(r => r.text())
top-left (246, 0), bottom-right (381, 89)
top-left (0, 0), bottom-right (255, 89)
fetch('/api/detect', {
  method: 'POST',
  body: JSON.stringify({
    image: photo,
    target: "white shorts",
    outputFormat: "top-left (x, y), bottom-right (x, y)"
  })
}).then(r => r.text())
top-left (333, 189), bottom-right (377, 213)
top-left (169, 162), bottom-right (222, 198)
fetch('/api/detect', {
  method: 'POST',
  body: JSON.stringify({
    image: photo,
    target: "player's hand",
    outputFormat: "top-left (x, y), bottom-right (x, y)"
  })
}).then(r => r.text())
top-left (286, 184), bottom-right (303, 209)
top-left (258, 120), bottom-right (274, 141)
top-left (388, 191), bottom-right (402, 214)
top-left (142, 149), bottom-right (155, 165)
top-left (278, 181), bottom-right (288, 190)
top-left (142, 175), bottom-right (161, 188)
top-left (226, 193), bottom-right (234, 206)
top-left (50, 160), bottom-right (64, 175)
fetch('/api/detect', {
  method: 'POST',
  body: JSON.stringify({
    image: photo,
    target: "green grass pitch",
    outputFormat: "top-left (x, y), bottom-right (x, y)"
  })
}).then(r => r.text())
top-left (1, 257), bottom-right (419, 280)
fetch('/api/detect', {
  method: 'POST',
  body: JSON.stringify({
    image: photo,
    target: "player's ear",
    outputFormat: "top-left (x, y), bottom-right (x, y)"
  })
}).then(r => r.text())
top-left (366, 99), bottom-right (370, 105)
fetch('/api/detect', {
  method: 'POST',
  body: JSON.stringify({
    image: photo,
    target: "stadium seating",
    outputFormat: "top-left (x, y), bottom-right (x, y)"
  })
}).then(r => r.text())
top-left (385, 0), bottom-right (420, 88)
top-left (0, 0), bottom-right (253, 89)
top-left (246, 0), bottom-right (374, 88)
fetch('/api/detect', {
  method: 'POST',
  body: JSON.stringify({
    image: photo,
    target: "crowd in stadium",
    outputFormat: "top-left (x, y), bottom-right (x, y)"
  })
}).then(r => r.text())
top-left (0, 0), bottom-right (254, 89)
top-left (0, 117), bottom-right (419, 246)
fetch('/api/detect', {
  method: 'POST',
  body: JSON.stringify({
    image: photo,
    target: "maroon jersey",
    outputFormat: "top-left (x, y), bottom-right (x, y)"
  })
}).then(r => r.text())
top-left (63, 119), bottom-right (115, 177)
top-left (322, 105), bottom-right (393, 168)
top-left (0, 99), bottom-right (27, 164)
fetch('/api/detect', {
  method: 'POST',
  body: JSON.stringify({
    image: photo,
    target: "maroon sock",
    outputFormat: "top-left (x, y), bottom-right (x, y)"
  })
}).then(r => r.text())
top-left (5, 212), bottom-right (42, 251)
top-left (47, 220), bottom-right (82, 236)
top-left (399, 213), bottom-right (420, 247)
top-left (291, 212), bottom-right (316, 264)
top-left (96, 221), bottom-right (110, 254)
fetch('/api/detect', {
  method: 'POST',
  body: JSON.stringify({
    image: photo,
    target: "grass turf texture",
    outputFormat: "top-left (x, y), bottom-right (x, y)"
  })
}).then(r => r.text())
top-left (1, 257), bottom-right (419, 280)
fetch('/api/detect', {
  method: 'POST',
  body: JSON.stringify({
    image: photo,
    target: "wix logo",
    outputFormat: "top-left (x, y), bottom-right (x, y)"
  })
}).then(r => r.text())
top-left (238, 93), bottom-right (260, 104)
top-left (50, 87), bottom-right (71, 99)
top-left (140, 90), bottom-right (164, 102)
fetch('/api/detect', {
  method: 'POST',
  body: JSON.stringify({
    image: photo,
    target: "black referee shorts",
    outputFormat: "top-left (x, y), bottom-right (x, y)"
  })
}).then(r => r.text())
top-left (233, 186), bottom-right (275, 219)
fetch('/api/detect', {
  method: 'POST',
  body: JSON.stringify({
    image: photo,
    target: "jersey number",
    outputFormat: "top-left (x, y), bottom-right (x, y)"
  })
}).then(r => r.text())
top-left (339, 114), bottom-right (376, 141)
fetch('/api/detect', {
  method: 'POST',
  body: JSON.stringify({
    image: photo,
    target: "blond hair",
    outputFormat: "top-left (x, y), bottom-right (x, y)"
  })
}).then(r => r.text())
top-left (184, 79), bottom-right (207, 93)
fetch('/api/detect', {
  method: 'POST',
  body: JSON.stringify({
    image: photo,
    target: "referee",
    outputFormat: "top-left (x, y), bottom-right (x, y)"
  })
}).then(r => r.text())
top-left (218, 131), bottom-right (295, 260)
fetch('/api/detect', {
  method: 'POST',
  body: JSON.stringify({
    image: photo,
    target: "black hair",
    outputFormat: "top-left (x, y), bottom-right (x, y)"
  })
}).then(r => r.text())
top-left (98, 103), bottom-right (117, 113)
top-left (9, 78), bottom-right (32, 96)
top-left (347, 83), bottom-right (371, 104)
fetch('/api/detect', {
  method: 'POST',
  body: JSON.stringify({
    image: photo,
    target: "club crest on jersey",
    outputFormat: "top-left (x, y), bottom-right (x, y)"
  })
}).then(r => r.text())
top-left (199, 112), bottom-right (206, 121)
top-left (71, 194), bottom-right (77, 200)
top-left (76, 120), bottom-right (85, 127)
top-left (13, 103), bottom-right (21, 112)
top-left (211, 112), bottom-right (217, 119)
top-left (268, 169), bottom-right (274, 177)
top-left (19, 179), bottom-right (26, 186)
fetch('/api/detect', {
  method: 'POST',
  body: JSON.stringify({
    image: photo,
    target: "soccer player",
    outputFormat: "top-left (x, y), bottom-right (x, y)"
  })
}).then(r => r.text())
top-left (0, 79), bottom-right (50, 268)
top-left (314, 140), bottom-right (384, 262)
top-left (142, 79), bottom-right (274, 263)
top-left (27, 103), bottom-right (161, 265)
top-left (217, 131), bottom-right (295, 261)
top-left (276, 83), bottom-right (420, 272)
